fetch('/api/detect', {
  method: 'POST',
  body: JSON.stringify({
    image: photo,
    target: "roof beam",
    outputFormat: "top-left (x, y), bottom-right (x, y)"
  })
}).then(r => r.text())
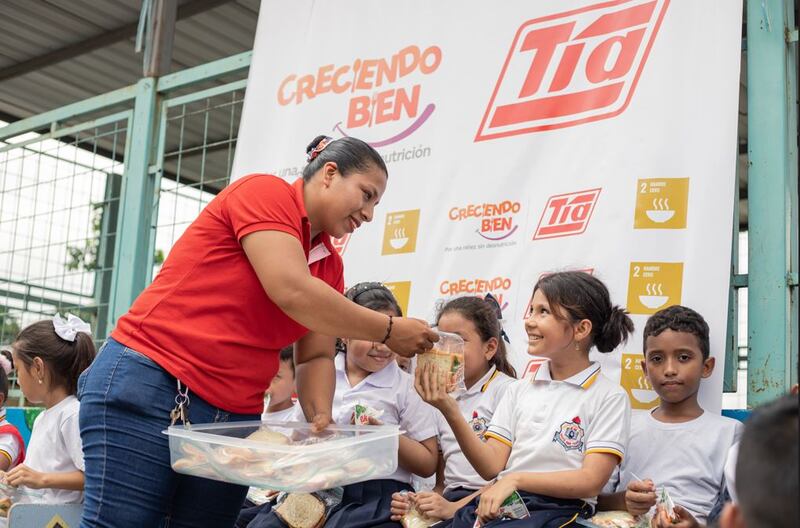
top-left (0, 0), bottom-right (234, 83)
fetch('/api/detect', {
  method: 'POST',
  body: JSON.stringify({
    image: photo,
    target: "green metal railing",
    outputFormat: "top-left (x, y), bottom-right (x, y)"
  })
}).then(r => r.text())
top-left (1, 1), bottom-right (797, 407)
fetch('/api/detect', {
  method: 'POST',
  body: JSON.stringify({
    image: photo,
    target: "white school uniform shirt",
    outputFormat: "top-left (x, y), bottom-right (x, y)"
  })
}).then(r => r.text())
top-left (261, 402), bottom-right (299, 423)
top-left (23, 396), bottom-right (84, 504)
top-left (436, 367), bottom-right (516, 493)
top-left (609, 410), bottom-right (742, 524)
top-left (485, 362), bottom-right (630, 507)
top-left (332, 353), bottom-right (437, 484)
top-left (0, 407), bottom-right (23, 467)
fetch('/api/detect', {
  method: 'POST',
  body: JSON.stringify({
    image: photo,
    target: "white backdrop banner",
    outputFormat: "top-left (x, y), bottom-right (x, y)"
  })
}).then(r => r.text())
top-left (233, 0), bottom-right (742, 412)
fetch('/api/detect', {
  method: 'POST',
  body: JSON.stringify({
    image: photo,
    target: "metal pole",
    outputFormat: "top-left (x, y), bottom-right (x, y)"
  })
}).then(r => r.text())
top-left (746, 0), bottom-right (799, 406)
top-left (109, 78), bottom-right (159, 327)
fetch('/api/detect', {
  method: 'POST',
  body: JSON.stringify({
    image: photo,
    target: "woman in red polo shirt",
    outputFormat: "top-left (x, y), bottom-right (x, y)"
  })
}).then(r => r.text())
top-left (76, 135), bottom-right (437, 527)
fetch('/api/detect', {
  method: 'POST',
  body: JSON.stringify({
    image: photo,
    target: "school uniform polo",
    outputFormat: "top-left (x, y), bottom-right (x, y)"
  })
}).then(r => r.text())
top-left (485, 362), bottom-right (630, 506)
top-left (436, 367), bottom-right (516, 493)
top-left (332, 354), bottom-right (437, 484)
top-left (112, 175), bottom-right (344, 414)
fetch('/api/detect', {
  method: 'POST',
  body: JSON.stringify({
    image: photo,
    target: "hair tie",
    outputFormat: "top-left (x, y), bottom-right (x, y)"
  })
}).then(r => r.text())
top-left (0, 355), bottom-right (11, 376)
top-left (307, 136), bottom-right (333, 162)
top-left (53, 313), bottom-right (92, 343)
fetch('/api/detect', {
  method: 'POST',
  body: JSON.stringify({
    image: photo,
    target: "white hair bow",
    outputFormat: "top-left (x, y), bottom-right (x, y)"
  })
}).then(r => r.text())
top-left (53, 313), bottom-right (92, 342)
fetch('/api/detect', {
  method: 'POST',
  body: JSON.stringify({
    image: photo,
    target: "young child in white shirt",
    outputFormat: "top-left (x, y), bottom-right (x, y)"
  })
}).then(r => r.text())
top-left (3, 315), bottom-right (96, 504)
top-left (261, 346), bottom-right (298, 422)
top-left (599, 305), bottom-right (742, 527)
top-left (417, 271), bottom-right (634, 527)
top-left (390, 294), bottom-right (517, 523)
top-left (0, 350), bottom-right (25, 470)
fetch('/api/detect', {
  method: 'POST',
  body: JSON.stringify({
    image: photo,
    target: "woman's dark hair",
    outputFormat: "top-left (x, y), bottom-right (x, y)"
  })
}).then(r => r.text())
top-left (336, 282), bottom-right (402, 354)
top-left (436, 296), bottom-right (517, 378)
top-left (302, 135), bottom-right (388, 181)
top-left (534, 271), bottom-right (634, 353)
top-left (0, 349), bottom-right (12, 401)
top-left (13, 319), bottom-right (97, 395)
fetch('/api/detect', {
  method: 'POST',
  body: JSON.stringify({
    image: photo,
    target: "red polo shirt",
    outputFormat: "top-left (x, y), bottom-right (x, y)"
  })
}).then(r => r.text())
top-left (112, 175), bottom-right (344, 414)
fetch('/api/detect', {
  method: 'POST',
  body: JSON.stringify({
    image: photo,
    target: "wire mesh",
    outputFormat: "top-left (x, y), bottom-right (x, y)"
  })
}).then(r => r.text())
top-left (0, 120), bottom-right (127, 355)
top-left (151, 86), bottom-right (245, 278)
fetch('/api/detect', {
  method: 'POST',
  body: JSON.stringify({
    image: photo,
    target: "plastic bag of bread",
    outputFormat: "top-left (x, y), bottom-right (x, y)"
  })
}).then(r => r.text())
top-left (399, 491), bottom-right (437, 528)
top-left (586, 511), bottom-right (640, 528)
top-left (416, 331), bottom-right (465, 394)
top-left (273, 488), bottom-right (343, 528)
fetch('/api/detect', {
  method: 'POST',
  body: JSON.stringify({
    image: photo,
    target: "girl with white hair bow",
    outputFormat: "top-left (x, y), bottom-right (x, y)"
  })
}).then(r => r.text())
top-left (3, 314), bottom-right (96, 505)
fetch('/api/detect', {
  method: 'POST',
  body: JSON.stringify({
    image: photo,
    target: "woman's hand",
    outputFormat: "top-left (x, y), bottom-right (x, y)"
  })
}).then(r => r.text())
top-left (386, 317), bottom-right (438, 357)
top-left (4, 465), bottom-right (48, 489)
top-left (309, 412), bottom-right (332, 433)
top-left (414, 363), bottom-right (458, 415)
top-left (476, 477), bottom-right (518, 525)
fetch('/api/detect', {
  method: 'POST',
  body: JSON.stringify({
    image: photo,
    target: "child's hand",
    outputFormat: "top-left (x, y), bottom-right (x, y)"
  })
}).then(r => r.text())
top-left (625, 479), bottom-right (657, 516)
top-left (476, 478), bottom-right (517, 524)
top-left (415, 491), bottom-right (457, 520)
top-left (414, 363), bottom-right (457, 414)
top-left (654, 504), bottom-right (700, 528)
top-left (390, 491), bottom-right (413, 520)
top-left (4, 465), bottom-right (47, 489)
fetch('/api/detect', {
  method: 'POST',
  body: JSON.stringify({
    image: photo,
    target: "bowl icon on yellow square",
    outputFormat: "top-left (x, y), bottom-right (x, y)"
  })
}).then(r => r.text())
top-left (620, 353), bottom-right (660, 410)
top-left (382, 210), bottom-right (420, 255)
top-left (634, 178), bottom-right (689, 229)
top-left (627, 262), bottom-right (683, 315)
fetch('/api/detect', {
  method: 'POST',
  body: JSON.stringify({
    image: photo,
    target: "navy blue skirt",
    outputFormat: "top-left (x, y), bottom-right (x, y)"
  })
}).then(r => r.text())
top-left (450, 491), bottom-right (593, 528)
top-left (326, 479), bottom-right (413, 528)
top-left (240, 479), bottom-right (412, 528)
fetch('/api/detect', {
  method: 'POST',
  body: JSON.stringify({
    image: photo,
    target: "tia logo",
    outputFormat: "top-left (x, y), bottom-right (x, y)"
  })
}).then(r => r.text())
top-left (533, 189), bottom-right (601, 240)
top-left (277, 45), bottom-right (441, 147)
top-left (476, 0), bottom-right (670, 141)
top-left (449, 201), bottom-right (521, 241)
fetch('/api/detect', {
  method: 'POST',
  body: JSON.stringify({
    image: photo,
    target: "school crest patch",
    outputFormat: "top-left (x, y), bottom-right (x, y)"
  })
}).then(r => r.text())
top-left (470, 411), bottom-right (489, 441)
top-left (552, 416), bottom-right (584, 451)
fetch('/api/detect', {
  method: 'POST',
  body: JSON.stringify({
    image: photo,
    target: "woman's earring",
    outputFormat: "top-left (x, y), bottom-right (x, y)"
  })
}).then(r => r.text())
top-left (575, 343), bottom-right (580, 352)
top-left (38, 378), bottom-right (43, 384)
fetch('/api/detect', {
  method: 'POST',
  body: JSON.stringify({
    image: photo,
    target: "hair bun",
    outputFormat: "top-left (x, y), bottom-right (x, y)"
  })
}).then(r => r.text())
top-left (594, 305), bottom-right (634, 353)
top-left (306, 135), bottom-right (332, 156)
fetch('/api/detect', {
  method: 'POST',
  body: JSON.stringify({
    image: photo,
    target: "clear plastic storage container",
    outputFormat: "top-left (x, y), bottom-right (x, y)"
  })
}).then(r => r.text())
top-left (164, 421), bottom-right (400, 492)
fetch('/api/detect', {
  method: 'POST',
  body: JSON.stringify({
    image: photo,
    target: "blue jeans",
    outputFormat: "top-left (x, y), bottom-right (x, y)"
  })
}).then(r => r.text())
top-left (77, 337), bottom-right (259, 527)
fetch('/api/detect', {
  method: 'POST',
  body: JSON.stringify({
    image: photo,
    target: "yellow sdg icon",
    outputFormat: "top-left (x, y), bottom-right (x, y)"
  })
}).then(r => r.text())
top-left (620, 353), bottom-right (660, 410)
top-left (634, 178), bottom-right (689, 229)
top-left (627, 262), bottom-right (683, 315)
top-left (384, 281), bottom-right (411, 316)
top-left (382, 209), bottom-right (420, 255)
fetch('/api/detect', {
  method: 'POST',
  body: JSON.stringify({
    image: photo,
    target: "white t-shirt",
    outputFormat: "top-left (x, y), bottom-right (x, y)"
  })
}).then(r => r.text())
top-left (332, 354), bottom-right (436, 484)
top-left (0, 408), bottom-right (23, 467)
top-left (261, 403), bottom-right (299, 423)
top-left (608, 410), bottom-right (742, 524)
top-left (486, 362), bottom-right (630, 507)
top-left (23, 396), bottom-right (84, 504)
top-left (723, 441), bottom-right (739, 503)
top-left (436, 367), bottom-right (515, 493)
